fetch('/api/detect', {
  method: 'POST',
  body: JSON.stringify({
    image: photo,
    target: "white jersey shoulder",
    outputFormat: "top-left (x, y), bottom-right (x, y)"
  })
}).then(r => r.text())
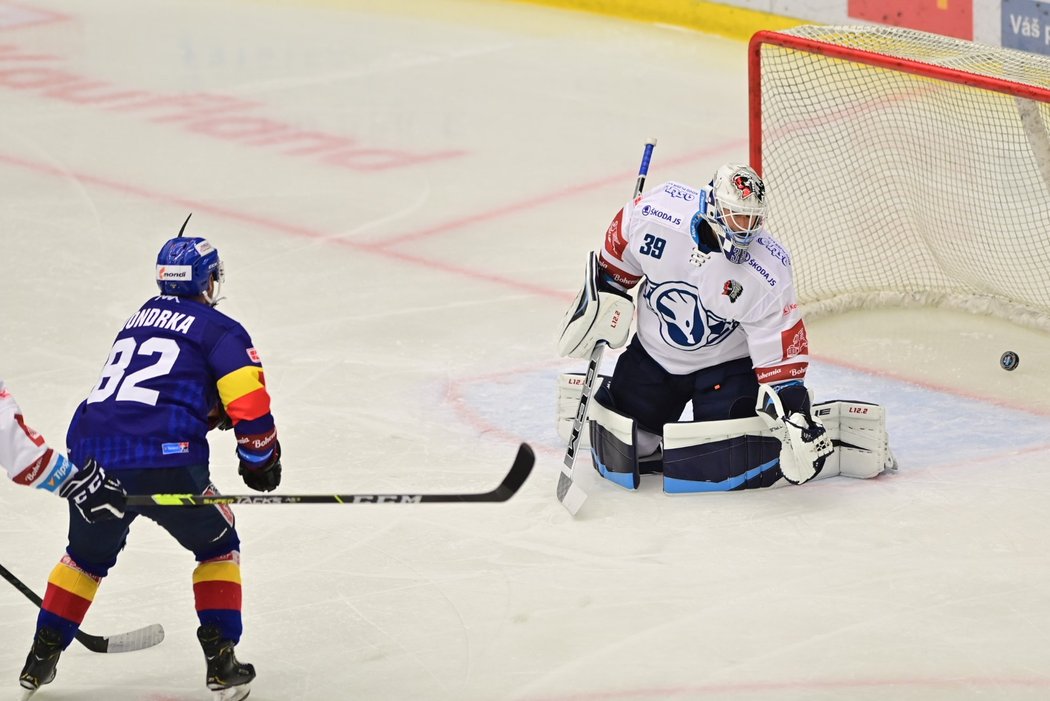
top-left (605, 182), bottom-right (805, 377)
top-left (0, 378), bottom-right (74, 492)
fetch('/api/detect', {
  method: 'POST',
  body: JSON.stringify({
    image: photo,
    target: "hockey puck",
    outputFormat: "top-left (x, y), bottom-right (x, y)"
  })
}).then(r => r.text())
top-left (1000, 351), bottom-right (1020, 371)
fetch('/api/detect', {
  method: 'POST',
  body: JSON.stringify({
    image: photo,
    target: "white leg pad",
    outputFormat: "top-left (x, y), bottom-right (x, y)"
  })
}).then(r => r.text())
top-left (557, 372), bottom-right (611, 448)
top-left (589, 395), bottom-right (641, 490)
top-left (812, 400), bottom-right (897, 479)
top-left (589, 396), bottom-right (634, 446)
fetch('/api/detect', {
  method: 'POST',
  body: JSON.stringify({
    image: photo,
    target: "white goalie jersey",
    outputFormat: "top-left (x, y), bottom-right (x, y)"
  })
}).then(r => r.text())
top-left (0, 377), bottom-right (74, 492)
top-left (599, 180), bottom-right (809, 382)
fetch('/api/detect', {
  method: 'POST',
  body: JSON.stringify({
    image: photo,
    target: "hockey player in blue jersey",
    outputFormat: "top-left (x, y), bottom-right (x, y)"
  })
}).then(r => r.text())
top-left (20, 218), bottom-right (281, 701)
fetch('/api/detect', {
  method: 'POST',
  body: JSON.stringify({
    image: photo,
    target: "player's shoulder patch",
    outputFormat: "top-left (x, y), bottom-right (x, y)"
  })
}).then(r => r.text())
top-left (660, 181), bottom-right (699, 202)
top-left (753, 234), bottom-right (792, 268)
top-left (604, 209), bottom-right (628, 259)
top-left (737, 233), bottom-right (794, 290)
top-left (635, 182), bottom-right (696, 227)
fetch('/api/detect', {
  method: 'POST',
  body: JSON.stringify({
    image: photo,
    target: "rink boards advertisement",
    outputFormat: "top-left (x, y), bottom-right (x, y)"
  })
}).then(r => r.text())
top-left (530, 0), bottom-right (1050, 58)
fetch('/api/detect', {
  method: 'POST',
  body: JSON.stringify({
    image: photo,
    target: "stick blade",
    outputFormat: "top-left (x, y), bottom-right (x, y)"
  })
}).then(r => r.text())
top-left (492, 442), bottom-right (535, 501)
top-left (556, 470), bottom-right (587, 517)
top-left (76, 623), bottom-right (165, 654)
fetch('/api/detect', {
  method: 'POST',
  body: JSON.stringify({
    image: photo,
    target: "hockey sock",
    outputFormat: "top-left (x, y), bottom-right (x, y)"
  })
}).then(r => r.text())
top-left (193, 550), bottom-right (243, 644)
top-left (37, 555), bottom-right (102, 649)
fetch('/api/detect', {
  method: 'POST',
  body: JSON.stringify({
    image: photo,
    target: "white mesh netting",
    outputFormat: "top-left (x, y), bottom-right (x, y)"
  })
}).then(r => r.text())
top-left (755, 25), bottom-right (1050, 330)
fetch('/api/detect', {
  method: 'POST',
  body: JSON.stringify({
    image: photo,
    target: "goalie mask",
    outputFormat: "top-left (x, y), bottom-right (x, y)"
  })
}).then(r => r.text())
top-left (701, 164), bottom-right (767, 264)
top-left (155, 214), bottom-right (224, 306)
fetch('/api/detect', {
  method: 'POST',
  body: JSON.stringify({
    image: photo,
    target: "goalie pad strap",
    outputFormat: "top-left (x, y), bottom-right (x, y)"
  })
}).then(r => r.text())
top-left (557, 251), bottom-right (634, 359)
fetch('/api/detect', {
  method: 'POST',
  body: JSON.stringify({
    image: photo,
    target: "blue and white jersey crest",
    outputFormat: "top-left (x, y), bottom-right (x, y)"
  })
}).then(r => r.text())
top-left (644, 280), bottom-right (738, 351)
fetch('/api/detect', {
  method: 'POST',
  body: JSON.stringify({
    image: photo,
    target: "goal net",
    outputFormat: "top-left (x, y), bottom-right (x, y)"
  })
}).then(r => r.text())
top-left (750, 25), bottom-right (1050, 330)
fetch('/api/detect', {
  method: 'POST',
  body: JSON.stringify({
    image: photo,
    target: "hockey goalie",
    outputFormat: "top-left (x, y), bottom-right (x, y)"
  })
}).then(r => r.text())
top-left (556, 162), bottom-right (897, 492)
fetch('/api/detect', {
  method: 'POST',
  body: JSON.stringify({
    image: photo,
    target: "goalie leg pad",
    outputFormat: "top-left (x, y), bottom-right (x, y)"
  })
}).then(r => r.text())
top-left (588, 396), bottom-right (640, 490)
top-left (812, 400), bottom-right (896, 479)
top-left (662, 417), bottom-right (785, 493)
top-left (557, 372), bottom-right (612, 450)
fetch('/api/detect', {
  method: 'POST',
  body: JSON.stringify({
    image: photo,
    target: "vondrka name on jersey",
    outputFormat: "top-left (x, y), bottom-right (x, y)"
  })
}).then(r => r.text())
top-left (123, 307), bottom-right (196, 334)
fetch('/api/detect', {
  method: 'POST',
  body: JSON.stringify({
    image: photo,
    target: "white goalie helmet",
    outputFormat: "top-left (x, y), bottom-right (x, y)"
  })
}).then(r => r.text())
top-left (703, 163), bottom-right (767, 264)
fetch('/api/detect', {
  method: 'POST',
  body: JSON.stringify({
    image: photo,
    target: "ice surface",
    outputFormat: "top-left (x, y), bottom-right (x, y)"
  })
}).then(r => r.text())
top-left (2, 1), bottom-right (1050, 700)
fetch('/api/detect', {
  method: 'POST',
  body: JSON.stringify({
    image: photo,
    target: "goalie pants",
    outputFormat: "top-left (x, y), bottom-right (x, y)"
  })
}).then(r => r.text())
top-left (608, 336), bottom-right (760, 433)
top-left (37, 464), bottom-right (244, 649)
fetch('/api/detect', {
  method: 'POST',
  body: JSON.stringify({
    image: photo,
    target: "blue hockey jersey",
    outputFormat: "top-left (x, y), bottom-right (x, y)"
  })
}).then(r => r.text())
top-left (67, 295), bottom-right (277, 471)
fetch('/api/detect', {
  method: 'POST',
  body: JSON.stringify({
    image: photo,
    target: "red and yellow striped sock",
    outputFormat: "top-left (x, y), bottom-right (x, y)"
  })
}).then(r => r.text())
top-left (37, 555), bottom-right (102, 649)
top-left (193, 550), bottom-right (243, 643)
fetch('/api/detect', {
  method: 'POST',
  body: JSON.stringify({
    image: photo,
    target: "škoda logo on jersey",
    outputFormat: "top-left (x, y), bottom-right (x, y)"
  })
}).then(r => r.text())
top-left (640, 205), bottom-right (682, 226)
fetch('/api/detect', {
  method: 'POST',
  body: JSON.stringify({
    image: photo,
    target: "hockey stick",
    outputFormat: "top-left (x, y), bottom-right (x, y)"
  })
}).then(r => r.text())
top-left (126, 442), bottom-right (534, 506)
top-left (0, 562), bottom-right (165, 654)
top-left (557, 138), bottom-right (657, 517)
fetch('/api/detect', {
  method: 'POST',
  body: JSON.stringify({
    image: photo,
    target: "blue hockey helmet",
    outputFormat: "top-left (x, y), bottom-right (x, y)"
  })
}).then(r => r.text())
top-left (155, 215), bottom-right (224, 304)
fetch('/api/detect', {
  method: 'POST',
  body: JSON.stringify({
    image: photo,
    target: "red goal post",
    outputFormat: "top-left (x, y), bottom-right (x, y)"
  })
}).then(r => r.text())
top-left (748, 26), bottom-right (1050, 330)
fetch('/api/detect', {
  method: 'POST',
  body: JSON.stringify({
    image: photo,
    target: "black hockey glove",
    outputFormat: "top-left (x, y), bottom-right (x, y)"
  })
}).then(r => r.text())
top-left (59, 458), bottom-right (127, 523)
top-left (238, 440), bottom-right (282, 492)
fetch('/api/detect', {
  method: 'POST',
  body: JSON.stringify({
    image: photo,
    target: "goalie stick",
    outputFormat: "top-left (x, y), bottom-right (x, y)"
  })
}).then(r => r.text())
top-left (0, 562), bottom-right (164, 654)
top-left (126, 442), bottom-right (534, 506)
top-left (557, 139), bottom-right (657, 517)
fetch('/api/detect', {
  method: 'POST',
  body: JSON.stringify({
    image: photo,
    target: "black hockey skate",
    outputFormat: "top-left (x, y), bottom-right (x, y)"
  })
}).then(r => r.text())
top-left (19, 627), bottom-right (63, 694)
top-left (197, 625), bottom-right (256, 700)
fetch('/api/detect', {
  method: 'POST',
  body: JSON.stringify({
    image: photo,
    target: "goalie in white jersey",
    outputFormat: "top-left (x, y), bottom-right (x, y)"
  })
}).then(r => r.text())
top-left (559, 163), bottom-right (854, 491)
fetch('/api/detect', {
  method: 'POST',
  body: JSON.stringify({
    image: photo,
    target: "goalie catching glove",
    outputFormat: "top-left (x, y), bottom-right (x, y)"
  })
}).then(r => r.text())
top-left (756, 382), bottom-right (834, 485)
top-left (557, 251), bottom-right (634, 358)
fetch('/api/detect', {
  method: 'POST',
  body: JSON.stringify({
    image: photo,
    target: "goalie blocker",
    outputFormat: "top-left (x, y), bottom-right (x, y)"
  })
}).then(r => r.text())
top-left (556, 251), bottom-right (634, 359)
top-left (556, 373), bottom-right (897, 493)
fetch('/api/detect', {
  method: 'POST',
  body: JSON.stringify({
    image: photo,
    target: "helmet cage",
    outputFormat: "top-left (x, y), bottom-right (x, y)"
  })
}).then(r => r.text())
top-left (708, 165), bottom-right (767, 264)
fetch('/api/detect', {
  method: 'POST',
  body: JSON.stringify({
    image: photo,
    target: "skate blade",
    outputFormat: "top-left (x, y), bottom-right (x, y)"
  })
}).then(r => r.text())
top-left (20, 688), bottom-right (37, 701)
top-left (213, 683), bottom-right (251, 701)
